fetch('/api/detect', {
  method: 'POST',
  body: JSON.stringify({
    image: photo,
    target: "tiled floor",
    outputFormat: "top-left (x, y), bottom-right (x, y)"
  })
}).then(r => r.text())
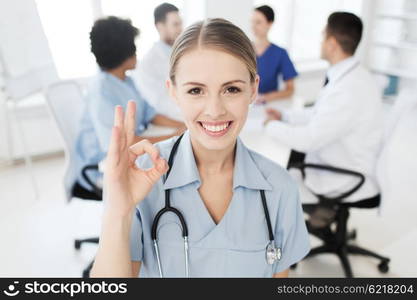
top-left (1, 104), bottom-right (416, 278)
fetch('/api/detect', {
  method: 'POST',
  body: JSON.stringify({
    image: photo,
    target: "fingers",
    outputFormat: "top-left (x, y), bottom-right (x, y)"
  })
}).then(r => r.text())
top-left (129, 139), bottom-right (169, 177)
top-left (113, 105), bottom-right (127, 151)
top-left (144, 157), bottom-right (169, 183)
top-left (107, 126), bottom-right (120, 167)
top-left (124, 100), bottom-right (136, 147)
top-left (129, 139), bottom-right (161, 162)
top-left (154, 157), bottom-right (169, 174)
top-left (107, 104), bottom-right (128, 168)
top-left (114, 105), bottom-right (124, 128)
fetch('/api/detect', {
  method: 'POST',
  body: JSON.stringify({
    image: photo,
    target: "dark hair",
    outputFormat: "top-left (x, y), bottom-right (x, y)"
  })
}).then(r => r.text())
top-left (326, 12), bottom-right (363, 55)
top-left (255, 5), bottom-right (275, 23)
top-left (154, 2), bottom-right (179, 24)
top-left (90, 16), bottom-right (139, 70)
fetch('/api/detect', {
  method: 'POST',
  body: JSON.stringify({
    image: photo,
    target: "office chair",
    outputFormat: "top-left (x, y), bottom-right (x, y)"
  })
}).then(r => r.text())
top-left (45, 80), bottom-right (102, 278)
top-left (289, 162), bottom-right (390, 278)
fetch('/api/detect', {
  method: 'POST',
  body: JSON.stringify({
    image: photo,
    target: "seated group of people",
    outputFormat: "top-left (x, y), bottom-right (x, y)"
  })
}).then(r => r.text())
top-left (74, 2), bottom-right (382, 207)
top-left (71, 3), bottom-right (386, 278)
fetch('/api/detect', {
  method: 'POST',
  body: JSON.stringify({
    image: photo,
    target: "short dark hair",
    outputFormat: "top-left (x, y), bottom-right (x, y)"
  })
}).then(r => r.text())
top-left (326, 12), bottom-right (363, 55)
top-left (154, 3), bottom-right (179, 25)
top-left (90, 16), bottom-right (139, 70)
top-left (255, 5), bottom-right (275, 23)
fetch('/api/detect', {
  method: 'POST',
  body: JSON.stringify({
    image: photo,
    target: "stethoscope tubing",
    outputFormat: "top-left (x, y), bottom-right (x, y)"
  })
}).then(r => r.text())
top-left (150, 133), bottom-right (277, 277)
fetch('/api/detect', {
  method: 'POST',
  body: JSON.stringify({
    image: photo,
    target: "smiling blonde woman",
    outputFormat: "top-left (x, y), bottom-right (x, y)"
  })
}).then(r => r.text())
top-left (91, 18), bottom-right (310, 278)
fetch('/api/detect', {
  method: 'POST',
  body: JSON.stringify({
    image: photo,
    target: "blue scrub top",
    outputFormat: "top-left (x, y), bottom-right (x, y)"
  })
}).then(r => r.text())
top-left (256, 44), bottom-right (298, 94)
top-left (130, 130), bottom-right (310, 277)
top-left (74, 71), bottom-right (156, 190)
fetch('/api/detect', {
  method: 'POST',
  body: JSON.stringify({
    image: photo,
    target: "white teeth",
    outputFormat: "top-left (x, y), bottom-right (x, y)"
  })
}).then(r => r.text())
top-left (201, 122), bottom-right (230, 132)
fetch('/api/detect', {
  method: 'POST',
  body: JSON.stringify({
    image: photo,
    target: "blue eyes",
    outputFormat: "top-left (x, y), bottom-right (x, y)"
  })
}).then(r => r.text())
top-left (187, 86), bottom-right (241, 95)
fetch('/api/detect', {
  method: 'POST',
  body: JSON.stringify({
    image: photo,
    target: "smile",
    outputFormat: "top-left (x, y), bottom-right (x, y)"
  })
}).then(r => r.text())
top-left (198, 121), bottom-right (233, 137)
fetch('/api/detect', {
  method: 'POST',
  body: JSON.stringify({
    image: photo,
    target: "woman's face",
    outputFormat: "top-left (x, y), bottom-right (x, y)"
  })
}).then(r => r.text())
top-left (168, 48), bottom-right (259, 151)
top-left (251, 10), bottom-right (272, 38)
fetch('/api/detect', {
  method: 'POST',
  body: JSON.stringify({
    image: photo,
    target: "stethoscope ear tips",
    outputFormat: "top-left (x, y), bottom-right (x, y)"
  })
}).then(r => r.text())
top-left (266, 241), bottom-right (281, 265)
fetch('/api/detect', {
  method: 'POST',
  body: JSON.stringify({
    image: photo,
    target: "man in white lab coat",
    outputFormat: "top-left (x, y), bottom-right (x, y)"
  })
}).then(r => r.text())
top-left (133, 3), bottom-right (183, 121)
top-left (264, 12), bottom-right (383, 202)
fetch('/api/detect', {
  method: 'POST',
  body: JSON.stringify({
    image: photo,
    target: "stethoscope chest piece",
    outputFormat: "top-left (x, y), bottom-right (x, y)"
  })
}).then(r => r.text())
top-left (266, 241), bottom-right (281, 265)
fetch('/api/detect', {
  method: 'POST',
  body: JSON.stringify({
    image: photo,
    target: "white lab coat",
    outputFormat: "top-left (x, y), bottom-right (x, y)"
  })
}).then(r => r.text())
top-left (265, 57), bottom-right (383, 202)
top-left (132, 41), bottom-right (182, 121)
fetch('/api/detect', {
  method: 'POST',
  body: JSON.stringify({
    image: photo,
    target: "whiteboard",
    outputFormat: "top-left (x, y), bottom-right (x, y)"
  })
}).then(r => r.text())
top-left (0, 0), bottom-right (58, 99)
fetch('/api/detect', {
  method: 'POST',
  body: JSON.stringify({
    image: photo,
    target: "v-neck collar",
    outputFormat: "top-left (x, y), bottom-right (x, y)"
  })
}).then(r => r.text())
top-left (256, 43), bottom-right (273, 59)
top-left (163, 131), bottom-right (273, 192)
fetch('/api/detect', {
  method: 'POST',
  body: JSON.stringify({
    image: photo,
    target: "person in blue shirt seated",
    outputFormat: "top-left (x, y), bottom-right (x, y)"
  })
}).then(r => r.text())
top-left (73, 16), bottom-right (185, 194)
top-left (251, 5), bottom-right (298, 103)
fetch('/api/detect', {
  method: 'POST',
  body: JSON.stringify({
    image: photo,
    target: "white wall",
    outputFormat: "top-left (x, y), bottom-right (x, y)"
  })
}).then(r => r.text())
top-left (183, 0), bottom-right (206, 26)
top-left (356, 0), bottom-right (376, 67)
top-left (205, 0), bottom-right (253, 35)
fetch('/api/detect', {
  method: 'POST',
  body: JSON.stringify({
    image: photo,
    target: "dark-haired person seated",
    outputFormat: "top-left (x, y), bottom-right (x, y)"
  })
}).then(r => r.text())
top-left (251, 5), bottom-right (298, 103)
top-left (264, 12), bottom-right (383, 203)
top-left (74, 16), bottom-right (184, 192)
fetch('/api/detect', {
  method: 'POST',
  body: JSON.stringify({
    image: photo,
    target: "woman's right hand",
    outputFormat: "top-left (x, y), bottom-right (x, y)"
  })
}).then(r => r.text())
top-left (103, 100), bottom-right (169, 217)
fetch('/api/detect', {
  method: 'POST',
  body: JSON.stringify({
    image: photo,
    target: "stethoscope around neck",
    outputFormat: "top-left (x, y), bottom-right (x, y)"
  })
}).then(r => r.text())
top-left (150, 133), bottom-right (281, 278)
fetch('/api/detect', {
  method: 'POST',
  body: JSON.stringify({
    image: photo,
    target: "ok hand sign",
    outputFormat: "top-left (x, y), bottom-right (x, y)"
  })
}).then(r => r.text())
top-left (103, 100), bottom-right (169, 217)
